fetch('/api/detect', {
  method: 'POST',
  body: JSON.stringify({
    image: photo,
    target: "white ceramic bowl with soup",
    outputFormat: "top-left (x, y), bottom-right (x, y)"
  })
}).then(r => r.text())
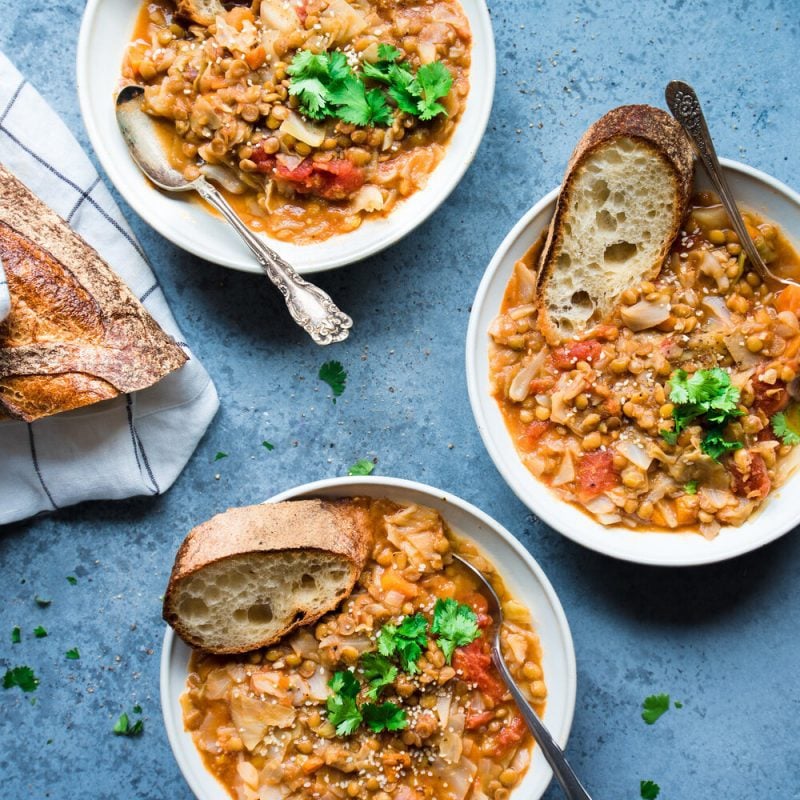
top-left (466, 159), bottom-right (800, 567)
top-left (77, 0), bottom-right (495, 273)
top-left (161, 476), bottom-right (577, 800)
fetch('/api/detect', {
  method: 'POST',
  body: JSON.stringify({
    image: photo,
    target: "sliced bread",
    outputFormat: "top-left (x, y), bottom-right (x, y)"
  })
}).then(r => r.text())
top-left (163, 498), bottom-right (372, 654)
top-left (175, 0), bottom-right (225, 26)
top-left (537, 104), bottom-right (695, 342)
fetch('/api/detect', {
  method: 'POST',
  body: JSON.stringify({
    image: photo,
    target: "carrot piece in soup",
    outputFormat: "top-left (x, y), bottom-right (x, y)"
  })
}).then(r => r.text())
top-left (776, 284), bottom-right (800, 316)
top-left (381, 568), bottom-right (419, 597)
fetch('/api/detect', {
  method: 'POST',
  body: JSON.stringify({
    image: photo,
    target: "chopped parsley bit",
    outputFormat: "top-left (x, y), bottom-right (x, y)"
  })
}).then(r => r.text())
top-left (65, 648), bottom-right (80, 660)
top-left (11, 626), bottom-right (21, 644)
top-left (33, 626), bottom-right (47, 638)
top-left (347, 458), bottom-right (375, 476)
top-left (3, 666), bottom-right (39, 693)
top-left (362, 701), bottom-right (407, 732)
top-left (640, 780), bottom-right (661, 800)
top-left (113, 710), bottom-right (144, 737)
top-left (684, 481), bottom-right (698, 495)
top-left (326, 670), bottom-right (362, 735)
top-left (360, 652), bottom-right (397, 701)
top-left (66, 576), bottom-right (78, 585)
top-left (319, 360), bottom-right (347, 402)
top-left (34, 595), bottom-right (51, 607)
top-left (642, 693), bottom-right (671, 725)
top-left (377, 614), bottom-right (429, 674)
top-left (771, 410), bottom-right (800, 445)
top-left (213, 451), bottom-right (228, 461)
top-left (674, 700), bottom-right (683, 708)
top-left (431, 598), bottom-right (480, 663)
top-left (261, 441), bottom-right (275, 451)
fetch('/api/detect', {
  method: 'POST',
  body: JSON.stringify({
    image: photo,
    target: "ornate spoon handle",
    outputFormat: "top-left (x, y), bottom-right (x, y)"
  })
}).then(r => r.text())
top-left (195, 178), bottom-right (353, 345)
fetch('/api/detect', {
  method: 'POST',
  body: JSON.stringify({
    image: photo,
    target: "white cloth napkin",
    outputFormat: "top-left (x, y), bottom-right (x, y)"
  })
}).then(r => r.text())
top-left (0, 52), bottom-right (219, 525)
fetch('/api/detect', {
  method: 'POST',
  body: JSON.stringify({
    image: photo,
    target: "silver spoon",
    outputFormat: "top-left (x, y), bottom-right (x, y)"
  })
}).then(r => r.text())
top-left (452, 554), bottom-right (593, 800)
top-left (665, 80), bottom-right (800, 289)
top-left (115, 85), bottom-right (353, 345)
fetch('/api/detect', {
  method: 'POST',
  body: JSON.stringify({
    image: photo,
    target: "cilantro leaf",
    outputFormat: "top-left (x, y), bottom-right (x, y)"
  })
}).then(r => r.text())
top-left (33, 626), bottom-right (47, 638)
top-left (360, 652), bottom-right (397, 700)
top-left (362, 702), bottom-right (407, 732)
top-left (65, 648), bottom-right (80, 660)
top-left (771, 410), bottom-right (800, 445)
top-left (35, 595), bottom-right (51, 607)
top-left (674, 700), bottom-right (683, 708)
top-left (3, 666), bottom-right (39, 693)
top-left (329, 669), bottom-right (360, 698)
top-left (640, 780), bottom-right (661, 800)
top-left (288, 76), bottom-right (331, 119)
top-left (377, 614), bottom-right (428, 674)
top-left (659, 428), bottom-right (678, 445)
top-left (684, 481), bottom-right (698, 495)
top-left (412, 62), bottom-right (452, 120)
top-left (132, 704), bottom-right (142, 714)
top-left (641, 693), bottom-right (670, 725)
top-left (11, 626), bottom-right (20, 644)
top-left (377, 43), bottom-right (402, 63)
top-left (431, 598), bottom-right (480, 663)
top-left (326, 670), bottom-right (362, 735)
top-left (328, 74), bottom-right (391, 126)
top-left (348, 458), bottom-right (375, 476)
top-left (701, 427), bottom-right (743, 461)
top-left (66, 576), bottom-right (78, 585)
top-left (113, 711), bottom-right (144, 737)
top-left (262, 441), bottom-right (275, 451)
top-left (319, 360), bottom-right (347, 401)
top-left (214, 451), bottom-right (228, 461)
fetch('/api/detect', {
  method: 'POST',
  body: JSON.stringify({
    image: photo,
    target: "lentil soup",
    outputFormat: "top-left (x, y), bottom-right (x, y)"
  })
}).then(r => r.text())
top-left (182, 498), bottom-right (544, 800)
top-left (489, 193), bottom-right (800, 538)
top-left (122, 1), bottom-right (471, 244)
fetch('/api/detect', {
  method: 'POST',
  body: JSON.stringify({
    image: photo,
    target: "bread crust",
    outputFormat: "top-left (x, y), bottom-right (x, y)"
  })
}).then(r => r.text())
top-left (175, 0), bottom-right (225, 26)
top-left (537, 104), bottom-right (695, 342)
top-left (163, 498), bottom-right (373, 653)
top-left (0, 165), bottom-right (187, 421)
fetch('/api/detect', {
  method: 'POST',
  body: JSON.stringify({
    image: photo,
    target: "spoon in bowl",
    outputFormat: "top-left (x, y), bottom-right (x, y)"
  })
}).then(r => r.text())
top-left (452, 554), bottom-right (593, 800)
top-left (115, 85), bottom-right (353, 345)
top-left (665, 80), bottom-right (800, 289)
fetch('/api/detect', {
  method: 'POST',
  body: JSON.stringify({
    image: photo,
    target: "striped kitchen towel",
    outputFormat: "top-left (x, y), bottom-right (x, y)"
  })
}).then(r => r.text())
top-left (0, 52), bottom-right (219, 525)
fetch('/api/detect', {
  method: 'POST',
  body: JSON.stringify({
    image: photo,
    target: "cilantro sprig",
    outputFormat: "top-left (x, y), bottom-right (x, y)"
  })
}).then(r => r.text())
top-left (640, 780), bottom-right (661, 799)
top-left (431, 598), bottom-right (480, 663)
top-left (319, 360), bottom-right (347, 402)
top-left (377, 614), bottom-right (429, 674)
top-left (325, 668), bottom-right (406, 735)
top-left (11, 626), bottom-right (21, 644)
top-left (360, 652), bottom-right (397, 701)
top-left (3, 666), bottom-right (39, 693)
top-left (113, 707), bottom-right (144, 737)
top-left (641, 693), bottom-right (671, 725)
top-left (660, 368), bottom-right (743, 461)
top-left (362, 701), bottom-right (407, 732)
top-left (771, 409), bottom-right (800, 445)
top-left (326, 670), bottom-right (362, 735)
top-left (347, 458), bottom-right (375, 476)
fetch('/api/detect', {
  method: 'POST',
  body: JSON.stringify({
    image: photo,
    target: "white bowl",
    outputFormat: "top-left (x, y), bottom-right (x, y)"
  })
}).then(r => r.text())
top-left (160, 476), bottom-right (576, 800)
top-left (77, 1), bottom-right (495, 274)
top-left (466, 159), bottom-right (800, 567)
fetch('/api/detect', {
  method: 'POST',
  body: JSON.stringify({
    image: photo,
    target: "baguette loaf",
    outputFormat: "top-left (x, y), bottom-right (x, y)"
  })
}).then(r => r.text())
top-left (537, 105), bottom-right (695, 342)
top-left (163, 499), bottom-right (373, 654)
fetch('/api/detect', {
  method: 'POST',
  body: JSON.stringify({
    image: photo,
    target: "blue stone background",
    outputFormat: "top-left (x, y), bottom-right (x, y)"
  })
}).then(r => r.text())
top-left (1, 0), bottom-right (799, 797)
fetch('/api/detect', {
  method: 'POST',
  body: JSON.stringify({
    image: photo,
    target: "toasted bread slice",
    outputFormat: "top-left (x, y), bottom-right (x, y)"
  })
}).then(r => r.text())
top-left (163, 499), bottom-right (372, 654)
top-left (537, 105), bottom-right (695, 342)
top-left (175, 0), bottom-right (225, 26)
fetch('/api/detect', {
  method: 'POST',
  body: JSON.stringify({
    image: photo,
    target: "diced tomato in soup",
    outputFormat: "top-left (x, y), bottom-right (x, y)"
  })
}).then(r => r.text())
top-left (576, 450), bottom-right (617, 502)
top-left (251, 150), bottom-right (365, 201)
top-left (752, 374), bottom-right (789, 416)
top-left (453, 640), bottom-right (506, 702)
top-left (728, 451), bottom-right (771, 499)
top-left (551, 339), bottom-right (602, 370)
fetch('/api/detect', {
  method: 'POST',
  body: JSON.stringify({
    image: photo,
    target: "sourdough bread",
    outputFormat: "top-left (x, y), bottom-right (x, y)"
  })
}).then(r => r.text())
top-left (175, 0), bottom-right (225, 26)
top-left (537, 105), bottom-right (695, 342)
top-left (163, 498), bottom-right (372, 654)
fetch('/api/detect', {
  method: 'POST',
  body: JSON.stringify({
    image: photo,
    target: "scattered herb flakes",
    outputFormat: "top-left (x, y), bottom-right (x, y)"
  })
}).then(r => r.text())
top-left (214, 451), bottom-right (228, 461)
top-left (34, 595), bottom-right (51, 607)
top-left (347, 458), bottom-right (374, 476)
top-left (640, 780), bottom-right (661, 800)
top-left (113, 710), bottom-right (144, 737)
top-left (319, 360), bottom-right (347, 401)
top-left (326, 670), bottom-right (362, 735)
top-left (360, 652), bottom-right (397, 701)
top-left (262, 441), bottom-right (275, 451)
top-left (684, 480), bottom-right (698, 495)
top-left (65, 648), bottom-right (80, 660)
top-left (377, 614), bottom-right (429, 674)
top-left (674, 700), bottom-right (683, 709)
top-left (66, 576), bottom-right (78, 585)
top-left (642, 693), bottom-right (670, 725)
top-left (132, 704), bottom-right (142, 714)
top-left (11, 626), bottom-right (21, 644)
top-left (33, 626), bottom-right (47, 638)
top-left (362, 701), bottom-right (407, 732)
top-left (771, 410), bottom-right (800, 445)
top-left (3, 666), bottom-right (39, 692)
top-left (431, 598), bottom-right (480, 663)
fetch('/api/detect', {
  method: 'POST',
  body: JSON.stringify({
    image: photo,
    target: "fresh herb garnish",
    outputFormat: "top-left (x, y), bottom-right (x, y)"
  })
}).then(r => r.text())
top-left (3, 666), bottom-right (39, 693)
top-left (113, 710), bottom-right (144, 737)
top-left (641, 693), bottom-right (670, 725)
top-left (34, 595), bottom-right (51, 607)
top-left (326, 670), bottom-right (363, 735)
top-left (360, 652), bottom-right (397, 700)
top-left (213, 451), bottom-right (228, 461)
top-left (771, 410), bottom-right (800, 445)
top-left (684, 481), bottom-right (698, 495)
top-left (347, 458), bottom-right (375, 476)
top-left (66, 576), bottom-right (78, 585)
top-left (674, 700), bottom-right (683, 708)
top-left (640, 780), bottom-right (661, 799)
top-left (377, 614), bottom-right (428, 674)
top-left (262, 441), bottom-right (275, 451)
top-left (701, 427), bottom-right (743, 460)
top-left (11, 626), bottom-right (21, 644)
top-left (362, 701), bottom-right (408, 732)
top-left (431, 598), bottom-right (480, 664)
top-left (319, 360), bottom-right (347, 402)
top-left (33, 626), bottom-right (47, 638)
top-left (65, 648), bottom-right (80, 660)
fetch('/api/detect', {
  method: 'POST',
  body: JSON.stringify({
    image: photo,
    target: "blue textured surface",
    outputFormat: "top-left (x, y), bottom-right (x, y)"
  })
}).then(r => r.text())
top-left (1, 1), bottom-right (799, 798)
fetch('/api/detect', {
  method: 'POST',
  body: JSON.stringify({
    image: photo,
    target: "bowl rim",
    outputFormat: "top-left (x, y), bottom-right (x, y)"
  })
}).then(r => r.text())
top-left (465, 157), bottom-right (800, 567)
top-left (76, 0), bottom-right (496, 274)
top-left (160, 475), bottom-right (577, 800)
